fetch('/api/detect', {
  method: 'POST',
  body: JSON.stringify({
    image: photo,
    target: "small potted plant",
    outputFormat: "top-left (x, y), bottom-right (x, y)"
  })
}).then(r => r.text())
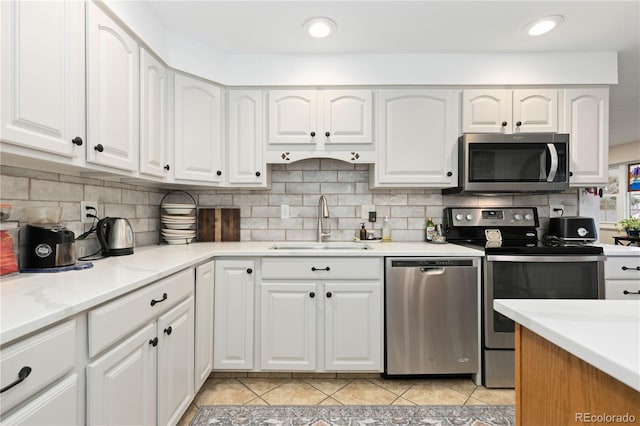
top-left (616, 216), bottom-right (640, 237)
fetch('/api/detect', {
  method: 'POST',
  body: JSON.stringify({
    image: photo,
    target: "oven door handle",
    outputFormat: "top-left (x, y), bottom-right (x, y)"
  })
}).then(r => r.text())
top-left (486, 255), bottom-right (606, 263)
top-left (546, 143), bottom-right (559, 182)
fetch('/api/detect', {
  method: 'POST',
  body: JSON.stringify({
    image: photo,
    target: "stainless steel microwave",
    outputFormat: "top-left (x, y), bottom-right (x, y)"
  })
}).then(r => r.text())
top-left (444, 133), bottom-right (570, 194)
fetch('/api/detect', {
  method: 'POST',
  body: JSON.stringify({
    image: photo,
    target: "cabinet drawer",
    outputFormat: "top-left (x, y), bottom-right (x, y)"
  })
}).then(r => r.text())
top-left (262, 257), bottom-right (381, 280)
top-left (605, 256), bottom-right (640, 280)
top-left (88, 268), bottom-right (194, 357)
top-left (0, 319), bottom-right (76, 414)
top-left (605, 280), bottom-right (640, 300)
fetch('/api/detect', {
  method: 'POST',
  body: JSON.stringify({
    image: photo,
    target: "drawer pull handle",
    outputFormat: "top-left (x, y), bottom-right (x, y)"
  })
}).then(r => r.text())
top-left (311, 266), bottom-right (330, 272)
top-left (623, 290), bottom-right (640, 295)
top-left (621, 266), bottom-right (640, 271)
top-left (164, 326), bottom-right (173, 335)
top-left (150, 293), bottom-right (168, 306)
top-left (0, 366), bottom-right (32, 393)
top-left (149, 337), bottom-right (158, 347)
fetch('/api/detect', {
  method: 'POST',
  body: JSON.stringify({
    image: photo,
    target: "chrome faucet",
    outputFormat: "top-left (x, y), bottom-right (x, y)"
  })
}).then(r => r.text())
top-left (317, 195), bottom-right (331, 242)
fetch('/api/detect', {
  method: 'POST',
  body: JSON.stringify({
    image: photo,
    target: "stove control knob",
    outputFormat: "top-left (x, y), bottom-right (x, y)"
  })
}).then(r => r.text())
top-left (524, 213), bottom-right (533, 221)
top-left (455, 214), bottom-right (464, 221)
top-left (513, 214), bottom-right (523, 221)
top-left (465, 214), bottom-right (473, 221)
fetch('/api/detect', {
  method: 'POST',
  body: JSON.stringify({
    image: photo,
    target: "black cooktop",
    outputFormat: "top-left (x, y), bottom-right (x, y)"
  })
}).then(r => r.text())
top-left (453, 240), bottom-right (604, 255)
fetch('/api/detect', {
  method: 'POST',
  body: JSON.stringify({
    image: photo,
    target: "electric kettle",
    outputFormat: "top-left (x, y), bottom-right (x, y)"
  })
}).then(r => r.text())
top-left (97, 217), bottom-right (134, 256)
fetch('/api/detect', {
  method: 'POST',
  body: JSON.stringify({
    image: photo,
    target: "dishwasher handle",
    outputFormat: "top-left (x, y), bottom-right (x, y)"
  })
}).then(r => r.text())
top-left (419, 267), bottom-right (446, 275)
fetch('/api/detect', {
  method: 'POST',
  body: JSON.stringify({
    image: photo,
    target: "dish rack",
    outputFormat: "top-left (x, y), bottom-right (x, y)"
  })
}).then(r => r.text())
top-left (159, 190), bottom-right (197, 245)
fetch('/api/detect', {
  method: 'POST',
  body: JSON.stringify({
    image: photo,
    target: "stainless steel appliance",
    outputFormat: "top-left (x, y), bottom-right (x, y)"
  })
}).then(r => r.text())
top-left (97, 217), bottom-right (134, 256)
top-left (443, 207), bottom-right (605, 388)
top-left (443, 133), bottom-right (570, 194)
top-left (20, 224), bottom-right (76, 269)
top-left (385, 257), bottom-right (479, 376)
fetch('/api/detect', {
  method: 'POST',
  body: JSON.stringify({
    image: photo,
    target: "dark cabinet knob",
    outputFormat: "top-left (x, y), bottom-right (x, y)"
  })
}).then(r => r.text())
top-left (310, 132), bottom-right (316, 137)
top-left (516, 121), bottom-right (522, 127)
top-left (72, 137), bottom-right (83, 146)
top-left (569, 171), bottom-right (574, 177)
top-left (164, 326), bottom-right (172, 335)
top-left (246, 268), bottom-right (253, 274)
top-left (309, 291), bottom-right (315, 298)
top-left (325, 132), bottom-right (330, 137)
top-left (447, 171), bottom-right (453, 177)
top-left (94, 144), bottom-right (104, 152)
top-left (149, 337), bottom-right (158, 347)
top-left (501, 121), bottom-right (508, 127)
top-left (216, 170), bottom-right (222, 176)
top-left (255, 171), bottom-right (261, 177)
top-left (164, 164), bottom-right (170, 171)
top-left (326, 291), bottom-right (332, 298)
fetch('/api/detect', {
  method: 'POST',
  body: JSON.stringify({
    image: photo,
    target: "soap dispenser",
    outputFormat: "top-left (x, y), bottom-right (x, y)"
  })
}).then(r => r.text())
top-left (359, 223), bottom-right (367, 240)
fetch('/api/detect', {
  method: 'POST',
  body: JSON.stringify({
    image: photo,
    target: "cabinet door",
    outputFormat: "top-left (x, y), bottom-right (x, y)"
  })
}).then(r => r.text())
top-left (194, 261), bottom-right (214, 390)
top-left (324, 283), bottom-right (382, 371)
top-left (375, 89), bottom-right (458, 187)
top-left (0, 0), bottom-right (84, 159)
top-left (268, 90), bottom-right (317, 145)
top-left (260, 283), bottom-right (317, 371)
top-left (323, 90), bottom-right (373, 145)
top-left (139, 47), bottom-right (168, 179)
top-left (86, 323), bottom-right (157, 426)
top-left (462, 89), bottom-right (512, 133)
top-left (213, 260), bottom-right (254, 369)
top-left (227, 90), bottom-right (266, 186)
top-left (562, 88), bottom-right (609, 186)
top-left (513, 89), bottom-right (558, 133)
top-left (605, 280), bottom-right (640, 300)
top-left (174, 74), bottom-right (223, 183)
top-left (86, 2), bottom-right (139, 171)
top-left (157, 297), bottom-right (195, 426)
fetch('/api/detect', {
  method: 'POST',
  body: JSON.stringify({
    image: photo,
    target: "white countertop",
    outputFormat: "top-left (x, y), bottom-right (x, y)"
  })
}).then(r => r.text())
top-left (0, 241), bottom-right (482, 346)
top-left (598, 243), bottom-right (640, 256)
top-left (494, 299), bottom-right (640, 391)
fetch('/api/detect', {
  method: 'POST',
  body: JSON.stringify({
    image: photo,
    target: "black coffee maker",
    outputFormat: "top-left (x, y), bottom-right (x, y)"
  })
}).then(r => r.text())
top-left (21, 224), bottom-right (77, 269)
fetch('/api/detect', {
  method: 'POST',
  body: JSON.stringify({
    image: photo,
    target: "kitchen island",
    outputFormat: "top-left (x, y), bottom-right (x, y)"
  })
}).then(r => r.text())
top-left (494, 299), bottom-right (640, 425)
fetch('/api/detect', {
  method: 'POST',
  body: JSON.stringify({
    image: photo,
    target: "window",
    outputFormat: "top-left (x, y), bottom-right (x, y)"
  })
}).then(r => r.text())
top-left (601, 163), bottom-right (640, 223)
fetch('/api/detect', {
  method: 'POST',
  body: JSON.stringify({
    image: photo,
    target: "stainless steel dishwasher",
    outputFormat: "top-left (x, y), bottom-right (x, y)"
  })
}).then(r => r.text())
top-left (385, 257), bottom-right (479, 375)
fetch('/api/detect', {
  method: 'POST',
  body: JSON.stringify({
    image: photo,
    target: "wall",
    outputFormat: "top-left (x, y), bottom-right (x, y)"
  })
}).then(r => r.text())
top-left (0, 166), bottom-right (164, 258)
top-left (0, 161), bottom-right (580, 250)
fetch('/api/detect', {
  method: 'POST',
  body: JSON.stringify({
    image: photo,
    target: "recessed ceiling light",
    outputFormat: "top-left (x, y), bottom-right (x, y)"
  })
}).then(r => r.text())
top-left (525, 15), bottom-right (564, 36)
top-left (304, 17), bottom-right (336, 39)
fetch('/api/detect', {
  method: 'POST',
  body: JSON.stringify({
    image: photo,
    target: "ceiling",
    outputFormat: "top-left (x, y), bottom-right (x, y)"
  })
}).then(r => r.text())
top-left (144, 0), bottom-right (639, 146)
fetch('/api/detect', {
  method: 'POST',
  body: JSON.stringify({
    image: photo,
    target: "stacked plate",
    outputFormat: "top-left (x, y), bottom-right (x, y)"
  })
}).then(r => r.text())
top-left (161, 203), bottom-right (196, 244)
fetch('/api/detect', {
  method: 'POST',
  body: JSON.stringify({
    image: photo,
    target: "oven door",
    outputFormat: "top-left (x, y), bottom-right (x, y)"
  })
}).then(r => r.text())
top-left (484, 255), bottom-right (605, 348)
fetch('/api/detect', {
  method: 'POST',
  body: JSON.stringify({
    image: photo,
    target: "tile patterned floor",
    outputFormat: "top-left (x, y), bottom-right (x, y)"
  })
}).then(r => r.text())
top-left (177, 375), bottom-right (515, 425)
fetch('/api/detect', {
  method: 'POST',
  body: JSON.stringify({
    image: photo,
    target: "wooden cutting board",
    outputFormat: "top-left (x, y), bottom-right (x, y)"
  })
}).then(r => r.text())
top-left (198, 208), bottom-right (241, 242)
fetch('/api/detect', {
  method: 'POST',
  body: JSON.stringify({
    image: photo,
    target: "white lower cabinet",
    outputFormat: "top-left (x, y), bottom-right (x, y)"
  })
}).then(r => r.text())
top-left (0, 319), bottom-right (80, 424)
top-left (86, 268), bottom-right (195, 425)
top-left (194, 261), bottom-right (215, 390)
top-left (260, 257), bottom-right (383, 372)
top-left (605, 255), bottom-right (640, 300)
top-left (213, 259), bottom-right (255, 370)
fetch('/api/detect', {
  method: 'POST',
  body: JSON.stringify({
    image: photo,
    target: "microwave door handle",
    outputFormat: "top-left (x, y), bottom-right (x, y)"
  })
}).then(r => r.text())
top-left (546, 143), bottom-right (559, 182)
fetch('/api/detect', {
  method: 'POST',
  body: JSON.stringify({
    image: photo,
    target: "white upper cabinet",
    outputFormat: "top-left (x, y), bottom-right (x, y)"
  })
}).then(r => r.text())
top-left (562, 88), bottom-right (609, 186)
top-left (139, 47), bottom-right (169, 179)
top-left (86, 2), bottom-right (139, 172)
top-left (227, 90), bottom-right (268, 187)
top-left (462, 89), bottom-right (558, 133)
top-left (266, 89), bottom-right (374, 163)
top-left (0, 0), bottom-right (85, 161)
top-left (372, 89), bottom-right (458, 187)
top-left (173, 73), bottom-right (223, 184)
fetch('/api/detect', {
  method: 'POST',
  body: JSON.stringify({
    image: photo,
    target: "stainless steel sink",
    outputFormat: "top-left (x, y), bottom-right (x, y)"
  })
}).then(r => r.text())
top-left (269, 242), bottom-right (371, 250)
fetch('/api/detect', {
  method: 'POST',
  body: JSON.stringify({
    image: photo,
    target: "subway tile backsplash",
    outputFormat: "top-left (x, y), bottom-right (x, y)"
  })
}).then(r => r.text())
top-left (0, 159), bottom-right (579, 251)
